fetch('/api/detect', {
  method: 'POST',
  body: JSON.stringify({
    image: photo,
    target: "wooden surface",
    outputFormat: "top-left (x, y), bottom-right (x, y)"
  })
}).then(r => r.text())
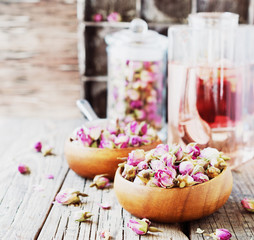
top-left (0, 118), bottom-right (253, 240)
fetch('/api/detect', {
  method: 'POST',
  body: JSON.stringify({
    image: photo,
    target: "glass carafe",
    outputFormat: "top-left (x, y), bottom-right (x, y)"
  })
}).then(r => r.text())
top-left (168, 12), bottom-right (254, 168)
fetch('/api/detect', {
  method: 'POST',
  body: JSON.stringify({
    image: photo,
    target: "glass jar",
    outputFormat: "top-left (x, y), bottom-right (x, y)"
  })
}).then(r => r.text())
top-left (168, 12), bottom-right (254, 168)
top-left (105, 19), bottom-right (167, 130)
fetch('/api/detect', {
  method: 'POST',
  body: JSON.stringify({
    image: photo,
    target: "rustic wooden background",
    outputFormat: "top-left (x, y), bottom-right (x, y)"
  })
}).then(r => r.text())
top-left (0, 0), bottom-right (80, 119)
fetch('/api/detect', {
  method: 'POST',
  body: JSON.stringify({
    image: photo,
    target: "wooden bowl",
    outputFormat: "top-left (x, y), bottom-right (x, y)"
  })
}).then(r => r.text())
top-left (64, 119), bottom-right (162, 180)
top-left (114, 167), bottom-right (233, 223)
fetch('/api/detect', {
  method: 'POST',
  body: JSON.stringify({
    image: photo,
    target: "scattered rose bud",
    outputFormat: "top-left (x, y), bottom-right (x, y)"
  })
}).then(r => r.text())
top-left (90, 174), bottom-right (110, 189)
top-left (179, 161), bottom-right (194, 175)
top-left (74, 211), bottom-right (92, 222)
top-left (55, 188), bottom-right (88, 205)
top-left (18, 164), bottom-right (30, 174)
top-left (92, 13), bottom-right (103, 22)
top-left (127, 218), bottom-right (162, 235)
top-left (241, 198), bottom-right (254, 213)
top-left (107, 12), bottom-right (122, 22)
top-left (34, 141), bottom-right (42, 152)
top-left (100, 230), bottom-right (111, 239)
top-left (42, 146), bottom-right (54, 157)
top-left (196, 228), bottom-right (205, 234)
top-left (210, 228), bottom-right (232, 240)
top-left (46, 174), bottom-right (54, 179)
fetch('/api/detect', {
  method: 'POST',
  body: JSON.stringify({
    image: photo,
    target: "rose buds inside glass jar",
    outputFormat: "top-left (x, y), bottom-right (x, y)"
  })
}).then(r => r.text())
top-left (105, 19), bottom-right (167, 130)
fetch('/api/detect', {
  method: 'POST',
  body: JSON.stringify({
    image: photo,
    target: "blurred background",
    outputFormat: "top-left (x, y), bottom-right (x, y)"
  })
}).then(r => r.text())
top-left (1, 0), bottom-right (253, 119)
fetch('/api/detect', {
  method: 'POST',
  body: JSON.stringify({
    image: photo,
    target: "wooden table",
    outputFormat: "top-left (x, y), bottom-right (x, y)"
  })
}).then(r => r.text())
top-left (0, 118), bottom-right (253, 240)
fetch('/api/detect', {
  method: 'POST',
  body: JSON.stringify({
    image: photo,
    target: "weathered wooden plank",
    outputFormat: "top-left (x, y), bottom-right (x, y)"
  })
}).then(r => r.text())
top-left (0, 118), bottom-right (81, 239)
top-left (189, 161), bottom-right (254, 240)
top-left (38, 168), bottom-right (188, 240)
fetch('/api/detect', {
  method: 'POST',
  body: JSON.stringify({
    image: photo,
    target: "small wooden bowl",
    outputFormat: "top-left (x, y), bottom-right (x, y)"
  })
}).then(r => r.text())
top-left (64, 119), bottom-right (161, 180)
top-left (114, 167), bottom-right (233, 223)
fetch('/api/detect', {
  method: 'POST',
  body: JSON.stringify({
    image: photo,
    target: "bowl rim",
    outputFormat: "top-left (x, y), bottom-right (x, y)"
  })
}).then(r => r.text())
top-left (66, 138), bottom-right (162, 152)
top-left (115, 165), bottom-right (230, 192)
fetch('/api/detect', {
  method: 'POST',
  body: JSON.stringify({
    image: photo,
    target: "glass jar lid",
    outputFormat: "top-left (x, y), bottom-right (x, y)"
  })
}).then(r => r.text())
top-left (105, 18), bottom-right (167, 49)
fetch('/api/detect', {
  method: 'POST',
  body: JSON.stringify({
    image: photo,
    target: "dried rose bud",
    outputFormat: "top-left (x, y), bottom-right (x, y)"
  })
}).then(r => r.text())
top-left (150, 160), bottom-right (165, 171)
top-left (55, 188), bottom-right (88, 205)
top-left (140, 70), bottom-right (154, 83)
top-left (127, 218), bottom-right (162, 235)
top-left (141, 135), bottom-right (153, 145)
top-left (160, 153), bottom-right (176, 167)
top-left (127, 89), bottom-right (140, 101)
top-left (89, 126), bottom-right (102, 141)
top-left (92, 13), bottom-right (103, 22)
top-left (134, 109), bottom-right (146, 120)
top-left (192, 172), bottom-right (209, 183)
top-left (127, 149), bottom-right (146, 166)
top-left (137, 161), bottom-right (148, 171)
top-left (114, 134), bottom-right (129, 149)
top-left (185, 143), bottom-right (200, 159)
top-left (99, 139), bottom-right (115, 149)
top-left (77, 128), bottom-right (92, 147)
top-left (90, 174), bottom-right (110, 189)
top-left (34, 141), bottom-right (42, 152)
top-left (210, 228), bottom-right (232, 240)
top-left (125, 121), bottom-right (139, 135)
top-left (107, 12), bottom-right (122, 22)
top-left (136, 169), bottom-right (154, 184)
top-left (191, 164), bottom-right (205, 175)
top-left (154, 168), bottom-right (176, 188)
top-left (129, 135), bottom-right (142, 147)
top-left (122, 164), bottom-right (138, 181)
top-left (130, 100), bottom-right (143, 109)
top-left (146, 127), bottom-right (157, 138)
top-left (206, 166), bottom-right (221, 178)
top-left (176, 174), bottom-right (196, 188)
top-left (179, 161), bottom-right (194, 175)
top-left (173, 145), bottom-right (183, 162)
top-left (42, 146), bottom-right (54, 157)
top-left (18, 164), bottom-right (30, 174)
top-left (200, 147), bottom-right (222, 166)
top-left (74, 211), bottom-right (92, 222)
top-left (241, 198), bottom-right (254, 212)
top-left (153, 144), bottom-right (169, 157)
top-left (139, 121), bottom-right (148, 135)
top-left (146, 177), bottom-right (159, 187)
top-left (100, 230), bottom-right (111, 239)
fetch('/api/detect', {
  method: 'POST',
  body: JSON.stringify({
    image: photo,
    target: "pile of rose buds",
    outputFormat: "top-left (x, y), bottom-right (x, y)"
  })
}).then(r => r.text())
top-left (107, 60), bottom-right (164, 130)
top-left (70, 120), bottom-right (159, 149)
top-left (120, 143), bottom-right (229, 188)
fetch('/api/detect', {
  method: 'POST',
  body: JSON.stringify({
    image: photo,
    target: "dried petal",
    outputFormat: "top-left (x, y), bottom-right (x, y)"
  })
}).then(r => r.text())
top-left (98, 203), bottom-right (111, 210)
top-left (46, 174), bottom-right (54, 179)
top-left (196, 228), bottom-right (205, 234)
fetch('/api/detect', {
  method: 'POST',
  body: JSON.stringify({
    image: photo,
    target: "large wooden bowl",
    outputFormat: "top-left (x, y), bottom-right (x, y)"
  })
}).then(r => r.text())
top-left (114, 167), bottom-right (233, 223)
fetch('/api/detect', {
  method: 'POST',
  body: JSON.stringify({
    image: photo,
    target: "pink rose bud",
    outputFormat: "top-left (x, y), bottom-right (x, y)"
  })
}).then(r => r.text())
top-left (154, 168), bottom-right (176, 188)
top-left (107, 12), bottom-right (122, 22)
top-left (114, 134), bottom-right (129, 149)
top-left (172, 145), bottom-right (183, 161)
top-left (129, 61), bottom-right (143, 71)
top-left (127, 218), bottom-right (162, 235)
top-left (141, 135), bottom-right (153, 145)
top-left (134, 109), bottom-right (146, 120)
top-left (89, 126), bottom-right (102, 140)
top-left (137, 161), bottom-right (148, 171)
top-left (18, 163), bottom-right (30, 174)
top-left (122, 164), bottom-right (138, 181)
top-left (99, 139), bottom-right (115, 149)
top-left (127, 218), bottom-right (150, 235)
top-left (90, 174), bottom-right (110, 189)
top-left (241, 198), bottom-right (254, 212)
top-left (92, 13), bottom-right (103, 22)
top-left (130, 100), bottom-right (143, 109)
top-left (146, 127), bottom-right (157, 138)
top-left (77, 128), bottom-right (92, 147)
top-left (139, 121), bottom-right (148, 135)
top-left (160, 153), bottom-right (176, 167)
top-left (192, 172), bottom-right (209, 183)
top-left (55, 188), bottom-right (88, 205)
top-left (212, 228), bottom-right (232, 240)
top-left (154, 144), bottom-right (169, 157)
top-left (127, 89), bottom-right (140, 101)
top-left (127, 149), bottom-right (146, 166)
top-left (185, 143), bottom-right (200, 159)
top-left (128, 121), bottom-right (139, 135)
top-left (140, 70), bottom-right (154, 83)
top-left (73, 211), bottom-right (92, 222)
top-left (177, 174), bottom-right (195, 188)
top-left (150, 160), bottom-right (165, 171)
top-left (179, 161), bottom-right (194, 175)
top-left (34, 141), bottom-right (42, 152)
top-left (129, 135), bottom-right (141, 147)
